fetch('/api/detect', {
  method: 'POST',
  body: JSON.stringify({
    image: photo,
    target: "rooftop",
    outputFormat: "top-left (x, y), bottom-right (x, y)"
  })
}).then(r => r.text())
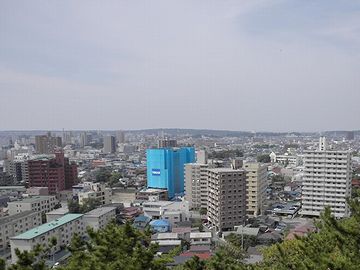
top-left (8, 196), bottom-right (55, 204)
top-left (84, 207), bottom-right (116, 217)
top-left (11, 214), bottom-right (83, 240)
top-left (0, 211), bottom-right (38, 226)
top-left (207, 168), bottom-right (245, 173)
top-left (46, 206), bottom-right (69, 216)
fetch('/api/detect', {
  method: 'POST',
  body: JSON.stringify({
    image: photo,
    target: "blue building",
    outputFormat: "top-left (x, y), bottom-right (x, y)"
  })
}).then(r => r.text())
top-left (149, 219), bottom-right (171, 233)
top-left (146, 147), bottom-right (195, 198)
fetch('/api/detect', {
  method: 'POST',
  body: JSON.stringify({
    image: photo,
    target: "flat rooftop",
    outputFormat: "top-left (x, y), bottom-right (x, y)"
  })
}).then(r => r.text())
top-left (0, 211), bottom-right (38, 226)
top-left (46, 206), bottom-right (69, 215)
top-left (207, 168), bottom-right (245, 173)
top-left (84, 207), bottom-right (116, 217)
top-left (11, 214), bottom-right (83, 240)
top-left (8, 196), bottom-right (55, 204)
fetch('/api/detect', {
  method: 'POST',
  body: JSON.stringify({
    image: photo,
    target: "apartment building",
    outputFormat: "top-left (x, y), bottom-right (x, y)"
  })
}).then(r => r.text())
top-left (10, 214), bottom-right (85, 263)
top-left (301, 137), bottom-right (352, 218)
top-left (7, 196), bottom-right (57, 215)
top-left (74, 182), bottom-right (112, 205)
top-left (207, 168), bottom-right (247, 232)
top-left (243, 162), bottom-right (267, 217)
top-left (83, 207), bottom-right (116, 231)
top-left (0, 211), bottom-right (42, 258)
top-left (184, 163), bottom-right (209, 210)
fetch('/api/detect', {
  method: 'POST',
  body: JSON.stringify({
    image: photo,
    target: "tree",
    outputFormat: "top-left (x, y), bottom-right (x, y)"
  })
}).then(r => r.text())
top-left (95, 168), bottom-right (112, 183)
top-left (67, 198), bottom-right (101, 214)
top-left (257, 154), bottom-right (271, 163)
top-left (199, 208), bottom-right (207, 215)
top-left (62, 222), bottom-right (167, 270)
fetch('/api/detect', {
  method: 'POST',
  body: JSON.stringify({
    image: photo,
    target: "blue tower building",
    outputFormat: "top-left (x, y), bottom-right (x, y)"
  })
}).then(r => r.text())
top-left (146, 147), bottom-right (195, 198)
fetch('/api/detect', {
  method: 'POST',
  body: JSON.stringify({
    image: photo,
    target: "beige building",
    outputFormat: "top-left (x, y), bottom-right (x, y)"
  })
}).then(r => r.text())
top-left (184, 163), bottom-right (209, 210)
top-left (10, 214), bottom-right (85, 263)
top-left (301, 137), bottom-right (351, 218)
top-left (7, 196), bottom-right (58, 215)
top-left (207, 168), bottom-right (247, 232)
top-left (243, 162), bottom-right (267, 217)
top-left (0, 211), bottom-right (42, 259)
top-left (84, 207), bottom-right (116, 231)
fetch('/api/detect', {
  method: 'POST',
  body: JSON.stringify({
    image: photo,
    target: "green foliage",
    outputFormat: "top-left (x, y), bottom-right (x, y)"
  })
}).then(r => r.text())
top-left (225, 233), bottom-right (257, 251)
top-left (256, 154), bottom-right (271, 163)
top-left (199, 208), bottom-right (207, 215)
top-left (95, 168), bottom-right (112, 183)
top-left (67, 198), bottom-right (101, 214)
top-left (61, 222), bottom-right (166, 270)
top-left (208, 149), bottom-right (243, 159)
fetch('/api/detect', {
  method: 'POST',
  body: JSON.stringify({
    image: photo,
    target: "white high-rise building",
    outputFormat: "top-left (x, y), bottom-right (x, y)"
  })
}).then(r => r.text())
top-left (301, 138), bottom-right (351, 218)
top-left (184, 163), bottom-right (209, 210)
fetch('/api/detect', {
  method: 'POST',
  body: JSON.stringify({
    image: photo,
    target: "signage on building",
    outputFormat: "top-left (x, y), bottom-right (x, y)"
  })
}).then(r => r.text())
top-left (152, 169), bottom-right (161, 176)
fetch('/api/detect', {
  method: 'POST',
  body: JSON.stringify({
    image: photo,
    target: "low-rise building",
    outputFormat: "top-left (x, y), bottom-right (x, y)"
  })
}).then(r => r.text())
top-left (74, 182), bottom-right (112, 205)
top-left (46, 206), bottom-right (69, 222)
top-left (10, 214), bottom-right (85, 263)
top-left (142, 200), bottom-right (190, 226)
top-left (135, 188), bottom-right (168, 201)
top-left (83, 207), bottom-right (116, 231)
top-left (7, 196), bottom-right (57, 215)
top-left (190, 232), bottom-right (212, 246)
top-left (0, 211), bottom-right (42, 259)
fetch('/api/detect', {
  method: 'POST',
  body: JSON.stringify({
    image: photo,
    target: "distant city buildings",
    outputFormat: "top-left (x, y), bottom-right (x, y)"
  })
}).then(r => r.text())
top-left (146, 147), bottom-right (195, 198)
top-left (207, 168), bottom-right (247, 232)
top-left (301, 137), bottom-right (352, 218)
top-left (73, 182), bottom-right (112, 205)
top-left (104, 136), bottom-right (116, 154)
top-left (35, 132), bottom-right (62, 154)
top-left (116, 130), bottom-right (126, 144)
top-left (158, 139), bottom-right (177, 148)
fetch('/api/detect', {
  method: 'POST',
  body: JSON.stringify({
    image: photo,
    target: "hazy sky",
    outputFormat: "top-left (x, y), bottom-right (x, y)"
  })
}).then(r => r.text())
top-left (1, 0), bottom-right (360, 132)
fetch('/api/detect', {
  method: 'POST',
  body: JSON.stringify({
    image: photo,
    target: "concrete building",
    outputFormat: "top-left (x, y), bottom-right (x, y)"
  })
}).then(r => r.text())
top-left (46, 206), bottom-right (69, 222)
top-left (10, 214), bottom-right (85, 263)
top-left (35, 132), bottom-right (62, 154)
top-left (0, 211), bottom-right (42, 258)
top-left (196, 150), bottom-right (208, 165)
top-left (158, 139), bottom-right (177, 148)
top-left (7, 195), bottom-right (57, 215)
top-left (207, 168), bottom-right (247, 232)
top-left (184, 163), bottom-right (209, 210)
top-left (83, 207), bottom-right (116, 231)
top-left (80, 132), bottom-right (89, 148)
top-left (26, 187), bottom-right (49, 196)
top-left (103, 136), bottom-right (116, 154)
top-left (190, 232), bottom-right (212, 246)
top-left (28, 151), bottom-right (78, 194)
top-left (301, 137), bottom-right (352, 218)
top-left (142, 200), bottom-right (190, 226)
top-left (243, 162), bottom-right (267, 217)
top-left (116, 130), bottom-right (125, 144)
top-left (146, 147), bottom-right (195, 198)
top-left (74, 182), bottom-right (112, 205)
top-left (135, 188), bottom-right (168, 201)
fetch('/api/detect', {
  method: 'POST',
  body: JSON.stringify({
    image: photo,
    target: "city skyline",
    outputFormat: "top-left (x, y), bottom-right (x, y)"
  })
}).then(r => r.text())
top-left (1, 1), bottom-right (360, 131)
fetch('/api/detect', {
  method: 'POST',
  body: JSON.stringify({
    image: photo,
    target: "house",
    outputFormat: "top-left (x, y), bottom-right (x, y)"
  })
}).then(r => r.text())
top-left (149, 219), bottom-right (171, 233)
top-left (190, 232), bottom-right (212, 246)
top-left (133, 215), bottom-right (151, 229)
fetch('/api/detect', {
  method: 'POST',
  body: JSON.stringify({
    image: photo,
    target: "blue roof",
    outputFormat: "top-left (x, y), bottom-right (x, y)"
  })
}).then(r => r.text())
top-left (134, 215), bottom-right (150, 223)
top-left (149, 219), bottom-right (171, 226)
top-left (11, 214), bottom-right (83, 240)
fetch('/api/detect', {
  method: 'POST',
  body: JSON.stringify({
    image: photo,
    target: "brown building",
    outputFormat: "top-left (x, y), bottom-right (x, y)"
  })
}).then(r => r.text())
top-left (207, 168), bottom-right (247, 232)
top-left (158, 139), bottom-right (177, 148)
top-left (28, 151), bottom-right (78, 194)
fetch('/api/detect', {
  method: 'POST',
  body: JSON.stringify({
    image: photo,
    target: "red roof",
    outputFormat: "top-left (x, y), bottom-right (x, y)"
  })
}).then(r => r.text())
top-left (179, 251), bottom-right (212, 260)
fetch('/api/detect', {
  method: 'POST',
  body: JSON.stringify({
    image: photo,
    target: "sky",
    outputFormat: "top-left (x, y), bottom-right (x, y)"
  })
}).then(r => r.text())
top-left (1, 0), bottom-right (360, 132)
